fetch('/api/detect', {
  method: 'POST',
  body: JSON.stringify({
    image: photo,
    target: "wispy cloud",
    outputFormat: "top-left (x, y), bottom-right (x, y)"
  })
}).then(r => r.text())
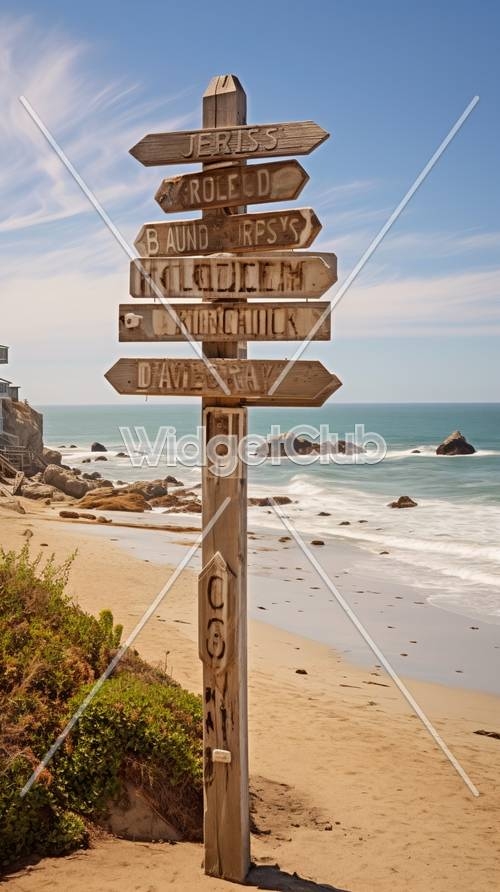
top-left (336, 267), bottom-right (500, 336)
top-left (0, 14), bottom-right (197, 235)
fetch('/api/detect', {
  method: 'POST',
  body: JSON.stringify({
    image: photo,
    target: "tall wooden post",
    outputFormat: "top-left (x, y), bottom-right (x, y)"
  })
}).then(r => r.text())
top-left (199, 75), bottom-right (250, 882)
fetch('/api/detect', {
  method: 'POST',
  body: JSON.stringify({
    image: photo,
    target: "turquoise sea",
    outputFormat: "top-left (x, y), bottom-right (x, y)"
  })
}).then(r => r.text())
top-left (39, 402), bottom-right (500, 626)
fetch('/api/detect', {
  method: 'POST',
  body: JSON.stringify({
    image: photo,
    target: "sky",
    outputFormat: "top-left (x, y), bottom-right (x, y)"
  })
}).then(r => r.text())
top-left (1, 0), bottom-right (499, 405)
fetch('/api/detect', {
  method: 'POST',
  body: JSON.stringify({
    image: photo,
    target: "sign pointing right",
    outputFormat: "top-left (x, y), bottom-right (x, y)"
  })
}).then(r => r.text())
top-left (130, 120), bottom-right (329, 166)
top-left (105, 358), bottom-right (341, 407)
top-left (155, 159), bottom-right (309, 213)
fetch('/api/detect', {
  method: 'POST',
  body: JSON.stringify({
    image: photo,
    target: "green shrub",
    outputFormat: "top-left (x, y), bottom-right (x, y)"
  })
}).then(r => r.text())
top-left (0, 546), bottom-right (202, 869)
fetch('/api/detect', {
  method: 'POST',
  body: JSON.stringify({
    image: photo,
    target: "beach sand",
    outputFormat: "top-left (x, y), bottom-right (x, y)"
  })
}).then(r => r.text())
top-left (2, 500), bottom-right (500, 891)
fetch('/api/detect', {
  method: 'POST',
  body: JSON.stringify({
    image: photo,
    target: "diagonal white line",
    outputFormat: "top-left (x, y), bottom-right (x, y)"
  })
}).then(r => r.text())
top-left (19, 497), bottom-right (230, 798)
top-left (18, 95), bottom-right (231, 396)
top-left (269, 498), bottom-right (480, 797)
top-left (267, 95), bottom-right (480, 396)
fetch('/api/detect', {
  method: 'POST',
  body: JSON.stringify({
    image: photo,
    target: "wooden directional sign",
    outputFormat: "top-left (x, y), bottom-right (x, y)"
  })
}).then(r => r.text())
top-left (155, 160), bottom-right (309, 213)
top-left (118, 301), bottom-right (331, 342)
top-left (134, 209), bottom-right (321, 257)
top-left (130, 121), bottom-right (329, 167)
top-left (105, 358), bottom-right (342, 406)
top-left (130, 252), bottom-right (337, 301)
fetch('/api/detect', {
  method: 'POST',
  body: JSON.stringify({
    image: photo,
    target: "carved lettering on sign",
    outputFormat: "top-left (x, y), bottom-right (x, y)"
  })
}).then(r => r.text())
top-left (129, 120), bottom-right (329, 166)
top-left (199, 552), bottom-right (235, 672)
top-left (118, 302), bottom-right (331, 342)
top-left (129, 254), bottom-right (337, 300)
top-left (134, 209), bottom-right (321, 257)
top-left (155, 161), bottom-right (308, 213)
top-left (105, 358), bottom-right (343, 406)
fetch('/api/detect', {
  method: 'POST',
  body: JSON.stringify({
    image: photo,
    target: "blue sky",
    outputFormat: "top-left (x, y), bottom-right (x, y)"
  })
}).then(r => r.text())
top-left (1, 0), bottom-right (499, 404)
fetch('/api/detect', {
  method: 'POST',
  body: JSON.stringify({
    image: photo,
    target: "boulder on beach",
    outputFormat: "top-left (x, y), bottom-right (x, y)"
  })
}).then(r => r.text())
top-left (42, 447), bottom-right (62, 466)
top-left (94, 456), bottom-right (108, 461)
top-left (436, 430), bottom-right (476, 456)
top-left (20, 483), bottom-right (55, 500)
top-left (43, 464), bottom-right (89, 499)
top-left (388, 495), bottom-right (418, 509)
top-left (77, 487), bottom-right (150, 512)
top-left (90, 441), bottom-right (107, 452)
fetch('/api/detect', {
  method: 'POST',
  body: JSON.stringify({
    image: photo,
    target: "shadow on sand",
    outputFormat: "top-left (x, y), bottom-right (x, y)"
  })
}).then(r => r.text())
top-left (246, 864), bottom-right (352, 892)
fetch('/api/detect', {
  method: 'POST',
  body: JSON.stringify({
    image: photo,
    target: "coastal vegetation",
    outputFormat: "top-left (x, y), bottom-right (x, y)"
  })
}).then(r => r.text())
top-left (0, 546), bottom-right (203, 869)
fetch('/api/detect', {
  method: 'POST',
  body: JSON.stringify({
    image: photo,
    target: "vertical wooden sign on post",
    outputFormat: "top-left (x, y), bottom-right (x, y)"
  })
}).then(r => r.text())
top-left (200, 75), bottom-right (250, 882)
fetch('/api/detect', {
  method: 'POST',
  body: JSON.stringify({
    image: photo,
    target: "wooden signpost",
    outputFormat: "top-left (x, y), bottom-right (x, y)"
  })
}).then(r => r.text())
top-left (119, 301), bottom-right (331, 341)
top-left (129, 252), bottom-right (337, 300)
top-left (134, 208), bottom-right (321, 256)
top-left (106, 73), bottom-right (341, 883)
top-left (155, 159), bottom-right (309, 213)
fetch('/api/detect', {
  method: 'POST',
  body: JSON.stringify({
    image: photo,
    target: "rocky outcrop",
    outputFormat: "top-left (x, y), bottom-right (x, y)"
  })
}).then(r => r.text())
top-left (121, 480), bottom-right (170, 500)
top-left (436, 431), bottom-right (476, 456)
top-left (388, 495), bottom-right (418, 509)
top-left (43, 464), bottom-right (89, 499)
top-left (149, 492), bottom-right (202, 513)
top-left (0, 400), bottom-right (43, 475)
top-left (256, 434), bottom-right (365, 457)
top-left (91, 442), bottom-right (107, 452)
top-left (248, 496), bottom-right (292, 507)
top-left (77, 488), bottom-right (151, 512)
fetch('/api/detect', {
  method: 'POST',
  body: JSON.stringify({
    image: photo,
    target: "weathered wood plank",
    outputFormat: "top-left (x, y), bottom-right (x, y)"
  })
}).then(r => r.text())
top-left (134, 208), bottom-right (321, 257)
top-left (129, 252), bottom-right (337, 300)
top-left (200, 75), bottom-right (250, 885)
top-left (130, 120), bottom-right (329, 166)
top-left (104, 357), bottom-right (342, 406)
top-left (118, 301), bottom-right (331, 342)
top-left (155, 160), bottom-right (309, 213)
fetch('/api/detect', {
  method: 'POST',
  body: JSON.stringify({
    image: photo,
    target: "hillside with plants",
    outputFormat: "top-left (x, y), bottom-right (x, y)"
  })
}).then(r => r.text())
top-left (0, 546), bottom-right (203, 869)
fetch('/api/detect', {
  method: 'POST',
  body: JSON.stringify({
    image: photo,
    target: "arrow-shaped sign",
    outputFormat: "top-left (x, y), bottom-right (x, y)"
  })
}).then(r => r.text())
top-left (155, 160), bottom-right (309, 213)
top-left (105, 358), bottom-right (341, 407)
top-left (134, 209), bottom-right (321, 257)
top-left (130, 121), bottom-right (329, 167)
top-left (130, 252), bottom-right (337, 300)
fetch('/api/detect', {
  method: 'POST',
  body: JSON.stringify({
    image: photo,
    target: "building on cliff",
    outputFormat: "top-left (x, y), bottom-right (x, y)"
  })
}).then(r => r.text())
top-left (0, 345), bottom-right (43, 476)
top-left (0, 346), bottom-right (20, 402)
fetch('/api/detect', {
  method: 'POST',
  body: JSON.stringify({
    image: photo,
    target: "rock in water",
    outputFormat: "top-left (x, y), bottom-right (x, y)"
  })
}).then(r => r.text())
top-left (388, 495), bottom-right (418, 509)
top-left (90, 441), bottom-right (107, 452)
top-left (436, 430), bottom-right (476, 456)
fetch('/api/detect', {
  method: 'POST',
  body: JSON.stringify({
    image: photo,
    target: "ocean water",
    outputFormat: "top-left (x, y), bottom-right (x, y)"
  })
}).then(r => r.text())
top-left (39, 402), bottom-right (500, 626)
